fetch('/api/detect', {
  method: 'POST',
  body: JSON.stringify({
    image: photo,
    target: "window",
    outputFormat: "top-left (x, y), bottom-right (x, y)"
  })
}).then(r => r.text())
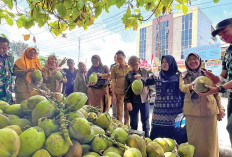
top-left (181, 13), bottom-right (192, 59)
top-left (155, 20), bottom-right (169, 60)
top-left (139, 27), bottom-right (146, 60)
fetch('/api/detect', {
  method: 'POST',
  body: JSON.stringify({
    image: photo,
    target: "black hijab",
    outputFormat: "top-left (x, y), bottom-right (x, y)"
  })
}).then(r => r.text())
top-left (160, 55), bottom-right (180, 96)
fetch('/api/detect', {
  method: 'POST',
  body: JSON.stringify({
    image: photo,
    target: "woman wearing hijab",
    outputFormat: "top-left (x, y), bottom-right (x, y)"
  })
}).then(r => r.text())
top-left (149, 55), bottom-right (184, 140)
top-left (87, 55), bottom-right (111, 112)
top-left (14, 48), bottom-right (42, 103)
top-left (74, 62), bottom-right (88, 96)
top-left (42, 55), bottom-right (63, 92)
top-left (179, 53), bottom-right (223, 157)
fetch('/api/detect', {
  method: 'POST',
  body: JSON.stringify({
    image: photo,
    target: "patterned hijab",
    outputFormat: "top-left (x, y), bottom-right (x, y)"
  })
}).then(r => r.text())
top-left (15, 48), bottom-right (42, 83)
top-left (183, 53), bottom-right (203, 84)
top-left (160, 55), bottom-right (180, 96)
top-left (45, 55), bottom-right (60, 71)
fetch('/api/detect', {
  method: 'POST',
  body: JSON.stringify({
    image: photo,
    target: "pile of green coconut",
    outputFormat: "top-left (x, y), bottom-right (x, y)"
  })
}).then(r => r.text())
top-left (0, 90), bottom-right (195, 157)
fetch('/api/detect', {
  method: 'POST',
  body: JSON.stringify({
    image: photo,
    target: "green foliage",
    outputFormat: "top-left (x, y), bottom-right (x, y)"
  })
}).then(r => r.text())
top-left (0, 0), bottom-right (220, 36)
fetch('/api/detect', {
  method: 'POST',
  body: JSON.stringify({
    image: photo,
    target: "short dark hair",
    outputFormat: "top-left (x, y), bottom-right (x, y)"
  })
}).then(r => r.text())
top-left (0, 37), bottom-right (9, 45)
top-left (67, 59), bottom-right (74, 63)
top-left (116, 50), bottom-right (126, 57)
top-left (128, 56), bottom-right (139, 65)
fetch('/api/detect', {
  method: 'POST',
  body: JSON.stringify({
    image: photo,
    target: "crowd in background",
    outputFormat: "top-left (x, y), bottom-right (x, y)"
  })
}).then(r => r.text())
top-left (1, 17), bottom-right (232, 157)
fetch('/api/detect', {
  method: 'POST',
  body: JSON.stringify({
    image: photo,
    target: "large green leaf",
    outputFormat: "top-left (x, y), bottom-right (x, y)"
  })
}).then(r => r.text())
top-left (77, 0), bottom-right (84, 10)
top-left (116, 0), bottom-right (126, 8)
top-left (7, 0), bottom-right (13, 9)
top-left (5, 16), bottom-right (13, 26)
top-left (182, 4), bottom-right (188, 14)
top-left (56, 4), bottom-right (67, 18)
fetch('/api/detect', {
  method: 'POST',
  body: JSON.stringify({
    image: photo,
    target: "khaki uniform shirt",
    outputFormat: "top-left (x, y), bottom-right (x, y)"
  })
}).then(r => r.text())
top-left (111, 64), bottom-right (131, 95)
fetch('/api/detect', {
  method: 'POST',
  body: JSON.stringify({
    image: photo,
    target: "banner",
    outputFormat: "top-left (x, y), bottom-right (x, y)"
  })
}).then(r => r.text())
top-left (184, 43), bottom-right (221, 60)
top-left (205, 61), bottom-right (222, 76)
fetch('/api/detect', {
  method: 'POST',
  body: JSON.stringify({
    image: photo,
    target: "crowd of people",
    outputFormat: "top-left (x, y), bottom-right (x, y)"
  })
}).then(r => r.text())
top-left (0, 18), bottom-right (232, 157)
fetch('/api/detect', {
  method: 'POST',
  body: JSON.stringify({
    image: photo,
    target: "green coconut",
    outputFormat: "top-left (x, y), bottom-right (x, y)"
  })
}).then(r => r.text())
top-left (91, 136), bottom-right (108, 154)
top-left (0, 128), bottom-right (20, 157)
top-left (0, 100), bottom-right (10, 110)
top-left (79, 108), bottom-right (88, 118)
top-left (65, 141), bottom-right (82, 157)
top-left (38, 118), bottom-right (59, 137)
top-left (4, 104), bottom-right (23, 116)
top-left (178, 143), bottom-right (195, 157)
top-left (45, 132), bottom-right (70, 156)
top-left (89, 72), bottom-right (98, 83)
top-left (27, 95), bottom-right (47, 110)
top-left (82, 144), bottom-right (91, 155)
top-left (10, 118), bottom-right (32, 131)
top-left (0, 114), bottom-right (10, 129)
top-left (65, 92), bottom-right (88, 110)
top-left (163, 138), bottom-right (176, 152)
top-left (123, 148), bottom-right (142, 157)
top-left (111, 128), bottom-right (128, 144)
top-left (83, 152), bottom-right (100, 157)
top-left (164, 152), bottom-right (177, 157)
top-left (4, 125), bottom-right (22, 135)
top-left (69, 118), bottom-right (91, 140)
top-left (78, 127), bottom-right (95, 144)
top-left (146, 141), bottom-right (164, 157)
top-left (5, 114), bottom-right (20, 121)
top-left (91, 125), bottom-right (105, 135)
top-left (54, 71), bottom-right (63, 80)
top-left (103, 147), bottom-right (124, 156)
top-left (145, 137), bottom-right (152, 144)
top-left (31, 70), bottom-right (43, 84)
top-left (31, 100), bottom-right (56, 125)
top-left (19, 126), bottom-right (46, 156)
top-left (21, 100), bottom-right (32, 115)
top-left (32, 149), bottom-right (51, 157)
top-left (96, 112), bottom-right (111, 129)
top-left (105, 152), bottom-right (121, 157)
top-left (193, 76), bottom-right (213, 93)
top-left (132, 79), bottom-right (143, 95)
top-left (153, 138), bottom-right (169, 152)
top-left (67, 110), bottom-right (86, 121)
top-left (87, 112), bottom-right (98, 123)
top-left (127, 134), bottom-right (147, 157)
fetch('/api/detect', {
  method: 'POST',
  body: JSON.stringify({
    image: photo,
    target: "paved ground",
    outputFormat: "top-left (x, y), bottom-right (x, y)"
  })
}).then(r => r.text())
top-left (110, 97), bottom-right (232, 156)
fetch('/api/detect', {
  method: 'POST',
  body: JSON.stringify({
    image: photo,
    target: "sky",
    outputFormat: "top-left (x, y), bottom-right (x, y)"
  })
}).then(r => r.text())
top-left (0, 0), bottom-right (232, 68)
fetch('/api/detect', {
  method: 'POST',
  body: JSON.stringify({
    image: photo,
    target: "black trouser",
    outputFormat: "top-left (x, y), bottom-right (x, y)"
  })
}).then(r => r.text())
top-left (129, 102), bottom-right (150, 137)
top-left (150, 125), bottom-right (174, 140)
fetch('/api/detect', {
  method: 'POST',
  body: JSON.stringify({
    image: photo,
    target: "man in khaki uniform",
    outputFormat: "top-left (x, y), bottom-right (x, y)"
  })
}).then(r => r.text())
top-left (111, 50), bottom-right (131, 125)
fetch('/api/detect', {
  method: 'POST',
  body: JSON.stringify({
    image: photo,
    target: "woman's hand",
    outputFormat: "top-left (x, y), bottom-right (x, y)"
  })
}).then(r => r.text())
top-left (127, 102), bottom-right (133, 111)
top-left (134, 74), bottom-right (142, 80)
top-left (197, 85), bottom-right (219, 96)
top-left (26, 68), bottom-right (34, 73)
top-left (112, 95), bottom-right (117, 104)
top-left (96, 73), bottom-right (102, 77)
top-left (59, 57), bottom-right (68, 67)
top-left (89, 82), bottom-right (97, 86)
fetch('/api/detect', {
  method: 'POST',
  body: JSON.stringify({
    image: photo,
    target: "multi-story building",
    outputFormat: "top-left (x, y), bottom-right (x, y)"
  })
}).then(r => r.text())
top-left (137, 6), bottom-right (215, 63)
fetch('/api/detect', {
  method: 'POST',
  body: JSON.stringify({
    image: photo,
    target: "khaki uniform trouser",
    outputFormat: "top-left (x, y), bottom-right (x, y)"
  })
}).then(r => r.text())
top-left (116, 94), bottom-right (129, 125)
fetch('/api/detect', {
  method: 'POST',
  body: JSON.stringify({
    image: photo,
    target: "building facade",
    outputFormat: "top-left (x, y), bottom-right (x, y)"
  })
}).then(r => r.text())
top-left (137, 6), bottom-right (215, 63)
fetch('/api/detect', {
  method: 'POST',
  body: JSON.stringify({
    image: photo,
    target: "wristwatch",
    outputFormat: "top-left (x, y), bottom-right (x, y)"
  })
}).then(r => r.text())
top-left (217, 85), bottom-right (226, 93)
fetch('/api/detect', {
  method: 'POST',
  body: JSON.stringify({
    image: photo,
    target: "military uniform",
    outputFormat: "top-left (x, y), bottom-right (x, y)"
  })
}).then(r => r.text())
top-left (111, 64), bottom-right (131, 125)
top-left (0, 53), bottom-right (13, 103)
top-left (222, 45), bottom-right (232, 118)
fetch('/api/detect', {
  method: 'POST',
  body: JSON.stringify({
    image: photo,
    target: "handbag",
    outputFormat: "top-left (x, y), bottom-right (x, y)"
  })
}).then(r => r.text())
top-left (174, 113), bottom-right (188, 144)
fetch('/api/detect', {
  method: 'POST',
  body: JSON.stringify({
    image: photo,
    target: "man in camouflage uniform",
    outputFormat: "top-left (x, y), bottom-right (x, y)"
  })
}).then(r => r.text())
top-left (0, 37), bottom-right (14, 103)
